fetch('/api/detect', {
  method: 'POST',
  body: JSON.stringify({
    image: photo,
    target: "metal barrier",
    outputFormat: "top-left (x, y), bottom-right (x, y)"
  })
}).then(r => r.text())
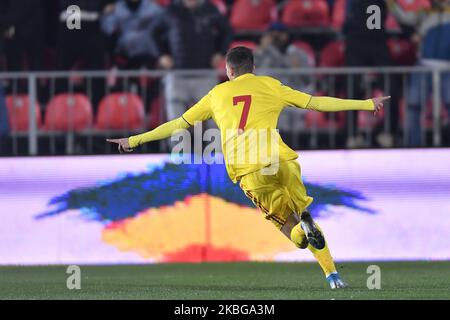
top-left (0, 66), bottom-right (448, 155)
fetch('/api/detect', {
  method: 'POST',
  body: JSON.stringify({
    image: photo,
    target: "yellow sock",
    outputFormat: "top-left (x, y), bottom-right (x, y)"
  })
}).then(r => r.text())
top-left (307, 223), bottom-right (337, 277)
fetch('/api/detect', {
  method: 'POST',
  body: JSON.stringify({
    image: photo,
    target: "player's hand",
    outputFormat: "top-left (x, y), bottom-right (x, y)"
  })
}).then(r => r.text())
top-left (372, 96), bottom-right (391, 116)
top-left (158, 55), bottom-right (174, 70)
top-left (106, 138), bottom-right (134, 153)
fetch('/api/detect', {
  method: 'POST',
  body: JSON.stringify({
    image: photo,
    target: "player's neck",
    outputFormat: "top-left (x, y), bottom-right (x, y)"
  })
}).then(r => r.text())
top-left (232, 72), bottom-right (254, 80)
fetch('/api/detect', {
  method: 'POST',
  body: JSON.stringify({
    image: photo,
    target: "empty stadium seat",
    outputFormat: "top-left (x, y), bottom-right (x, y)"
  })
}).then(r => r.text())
top-left (331, 0), bottom-right (346, 30)
top-left (292, 40), bottom-right (316, 66)
top-left (45, 94), bottom-right (93, 131)
top-left (5, 95), bottom-right (42, 132)
top-left (282, 0), bottom-right (329, 28)
top-left (386, 14), bottom-right (401, 30)
top-left (320, 40), bottom-right (346, 67)
top-left (387, 38), bottom-right (417, 65)
top-left (230, 0), bottom-right (277, 31)
top-left (305, 111), bottom-right (329, 128)
top-left (96, 93), bottom-right (145, 130)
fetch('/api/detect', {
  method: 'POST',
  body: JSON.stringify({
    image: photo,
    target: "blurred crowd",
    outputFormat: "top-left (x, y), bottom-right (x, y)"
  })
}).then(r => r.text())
top-left (1, 0), bottom-right (450, 153)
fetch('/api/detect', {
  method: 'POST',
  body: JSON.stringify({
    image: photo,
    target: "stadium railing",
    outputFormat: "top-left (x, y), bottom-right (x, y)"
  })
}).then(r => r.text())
top-left (0, 66), bottom-right (448, 155)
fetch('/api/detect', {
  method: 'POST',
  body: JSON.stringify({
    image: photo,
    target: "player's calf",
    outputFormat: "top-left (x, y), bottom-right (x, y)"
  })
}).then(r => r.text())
top-left (300, 211), bottom-right (325, 250)
top-left (281, 212), bottom-right (308, 249)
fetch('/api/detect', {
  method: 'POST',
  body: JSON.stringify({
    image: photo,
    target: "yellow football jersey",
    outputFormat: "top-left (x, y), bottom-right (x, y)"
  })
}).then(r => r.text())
top-left (182, 73), bottom-right (312, 183)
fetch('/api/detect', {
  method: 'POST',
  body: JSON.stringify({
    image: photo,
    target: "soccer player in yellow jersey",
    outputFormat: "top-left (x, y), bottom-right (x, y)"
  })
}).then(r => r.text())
top-left (108, 47), bottom-right (389, 289)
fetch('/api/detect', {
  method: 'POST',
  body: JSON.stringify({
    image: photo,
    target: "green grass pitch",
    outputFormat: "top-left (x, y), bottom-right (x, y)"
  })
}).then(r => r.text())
top-left (1, 261), bottom-right (449, 300)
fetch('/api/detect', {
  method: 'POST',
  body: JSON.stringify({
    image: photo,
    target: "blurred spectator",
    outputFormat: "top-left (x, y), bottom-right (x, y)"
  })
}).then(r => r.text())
top-left (254, 23), bottom-right (314, 134)
top-left (255, 23), bottom-right (291, 69)
top-left (101, 0), bottom-right (163, 69)
top-left (148, 0), bottom-right (233, 122)
top-left (343, 0), bottom-right (399, 148)
top-left (254, 22), bottom-right (313, 89)
top-left (388, 0), bottom-right (450, 146)
top-left (56, 0), bottom-right (112, 108)
top-left (1, 0), bottom-right (46, 73)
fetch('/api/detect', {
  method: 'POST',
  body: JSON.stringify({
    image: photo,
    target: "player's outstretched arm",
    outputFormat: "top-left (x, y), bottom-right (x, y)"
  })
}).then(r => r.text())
top-left (306, 96), bottom-right (390, 115)
top-left (280, 83), bottom-right (389, 115)
top-left (106, 117), bottom-right (191, 153)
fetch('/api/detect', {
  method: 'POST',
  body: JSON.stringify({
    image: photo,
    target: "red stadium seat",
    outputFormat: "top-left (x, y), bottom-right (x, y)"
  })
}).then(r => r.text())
top-left (292, 40), bottom-right (316, 66)
top-left (96, 93), bottom-right (145, 130)
top-left (5, 95), bottom-right (42, 132)
top-left (387, 38), bottom-right (417, 65)
top-left (320, 40), bottom-right (346, 67)
top-left (305, 111), bottom-right (329, 128)
top-left (230, 0), bottom-right (277, 31)
top-left (148, 95), bottom-right (163, 129)
top-left (385, 14), bottom-right (400, 30)
top-left (331, 0), bottom-right (346, 30)
top-left (230, 41), bottom-right (258, 51)
top-left (45, 94), bottom-right (93, 131)
top-left (281, 0), bottom-right (329, 28)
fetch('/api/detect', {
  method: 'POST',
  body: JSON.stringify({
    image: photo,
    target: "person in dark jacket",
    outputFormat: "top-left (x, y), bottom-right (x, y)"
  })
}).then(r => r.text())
top-left (0, 8), bottom-right (11, 155)
top-left (1, 0), bottom-right (46, 73)
top-left (0, 83), bottom-right (9, 155)
top-left (56, 0), bottom-right (112, 109)
top-left (343, 0), bottom-right (400, 148)
top-left (148, 0), bottom-right (233, 122)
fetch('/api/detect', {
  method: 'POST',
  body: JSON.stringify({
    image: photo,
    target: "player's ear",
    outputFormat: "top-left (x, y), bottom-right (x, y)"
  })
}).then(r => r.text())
top-left (228, 67), bottom-right (235, 80)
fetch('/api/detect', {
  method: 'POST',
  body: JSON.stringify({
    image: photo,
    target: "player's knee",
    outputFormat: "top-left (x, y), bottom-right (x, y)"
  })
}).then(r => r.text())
top-left (290, 224), bottom-right (308, 249)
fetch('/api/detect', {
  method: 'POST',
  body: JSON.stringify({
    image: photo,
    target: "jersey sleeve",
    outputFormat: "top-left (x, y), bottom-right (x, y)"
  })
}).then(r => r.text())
top-left (128, 117), bottom-right (190, 148)
top-left (182, 91), bottom-right (213, 125)
top-left (307, 96), bottom-right (375, 112)
top-left (278, 82), bottom-right (312, 109)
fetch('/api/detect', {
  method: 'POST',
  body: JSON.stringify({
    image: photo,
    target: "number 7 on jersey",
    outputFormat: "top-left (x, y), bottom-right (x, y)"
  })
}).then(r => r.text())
top-left (233, 95), bottom-right (252, 131)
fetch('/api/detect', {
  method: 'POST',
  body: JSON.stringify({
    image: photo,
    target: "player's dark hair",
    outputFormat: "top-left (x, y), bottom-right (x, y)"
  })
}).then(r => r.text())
top-left (226, 46), bottom-right (254, 76)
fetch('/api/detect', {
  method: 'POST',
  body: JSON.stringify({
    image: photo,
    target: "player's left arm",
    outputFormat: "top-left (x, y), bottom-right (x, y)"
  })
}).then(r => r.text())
top-left (106, 92), bottom-right (213, 153)
top-left (307, 96), bottom-right (390, 115)
top-left (279, 83), bottom-right (389, 115)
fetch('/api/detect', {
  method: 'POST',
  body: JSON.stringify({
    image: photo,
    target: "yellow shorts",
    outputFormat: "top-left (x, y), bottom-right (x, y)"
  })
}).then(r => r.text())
top-left (239, 160), bottom-right (313, 229)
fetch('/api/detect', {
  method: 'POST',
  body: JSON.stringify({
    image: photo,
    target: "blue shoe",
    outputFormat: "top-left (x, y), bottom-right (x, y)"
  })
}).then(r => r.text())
top-left (326, 272), bottom-right (348, 289)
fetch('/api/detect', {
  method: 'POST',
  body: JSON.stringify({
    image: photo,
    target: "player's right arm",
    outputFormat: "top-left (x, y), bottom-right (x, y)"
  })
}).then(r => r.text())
top-left (106, 92), bottom-right (213, 152)
top-left (279, 83), bottom-right (389, 115)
